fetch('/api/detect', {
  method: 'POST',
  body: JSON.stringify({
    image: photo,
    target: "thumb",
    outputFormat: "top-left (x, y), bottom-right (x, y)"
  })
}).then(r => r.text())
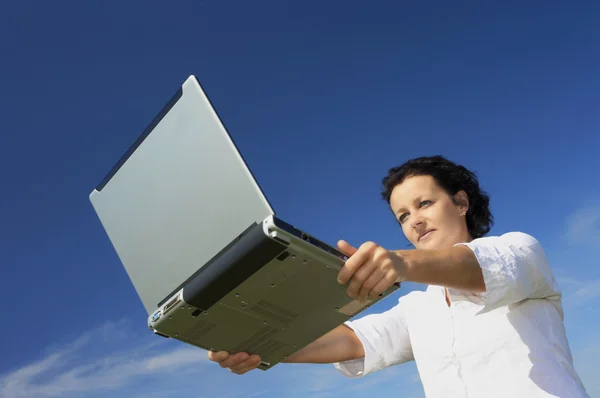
top-left (337, 240), bottom-right (358, 257)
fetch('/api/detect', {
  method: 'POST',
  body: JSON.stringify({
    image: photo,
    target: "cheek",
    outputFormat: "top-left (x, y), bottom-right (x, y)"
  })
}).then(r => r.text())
top-left (437, 204), bottom-right (462, 227)
top-left (430, 204), bottom-right (457, 227)
top-left (400, 223), bottom-right (415, 241)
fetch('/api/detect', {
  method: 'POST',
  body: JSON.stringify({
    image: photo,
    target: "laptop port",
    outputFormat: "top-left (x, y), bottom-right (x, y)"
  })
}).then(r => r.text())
top-left (191, 309), bottom-right (203, 317)
top-left (153, 330), bottom-right (170, 338)
top-left (163, 295), bottom-right (181, 315)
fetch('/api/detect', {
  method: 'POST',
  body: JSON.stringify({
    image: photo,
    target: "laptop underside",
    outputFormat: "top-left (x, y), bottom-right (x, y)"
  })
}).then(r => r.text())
top-left (148, 218), bottom-right (400, 370)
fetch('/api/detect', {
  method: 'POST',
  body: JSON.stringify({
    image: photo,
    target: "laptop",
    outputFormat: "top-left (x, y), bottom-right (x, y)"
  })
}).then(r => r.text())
top-left (89, 75), bottom-right (400, 370)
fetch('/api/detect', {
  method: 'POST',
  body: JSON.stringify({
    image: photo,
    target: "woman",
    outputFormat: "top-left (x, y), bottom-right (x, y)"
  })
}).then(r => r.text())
top-left (209, 155), bottom-right (589, 397)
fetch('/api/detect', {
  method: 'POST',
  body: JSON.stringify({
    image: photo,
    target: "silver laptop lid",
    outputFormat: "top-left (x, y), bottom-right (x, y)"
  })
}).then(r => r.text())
top-left (90, 75), bottom-right (274, 315)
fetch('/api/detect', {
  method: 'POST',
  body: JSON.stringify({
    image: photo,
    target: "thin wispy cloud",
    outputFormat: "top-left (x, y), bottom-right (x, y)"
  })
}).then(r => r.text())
top-left (1, 312), bottom-right (593, 398)
top-left (564, 279), bottom-right (600, 309)
top-left (0, 318), bottom-right (425, 398)
top-left (565, 201), bottom-right (600, 246)
top-left (570, 280), bottom-right (600, 304)
top-left (556, 275), bottom-right (600, 309)
top-left (263, 362), bottom-right (424, 398)
top-left (342, 363), bottom-right (422, 395)
top-left (0, 320), bottom-right (210, 398)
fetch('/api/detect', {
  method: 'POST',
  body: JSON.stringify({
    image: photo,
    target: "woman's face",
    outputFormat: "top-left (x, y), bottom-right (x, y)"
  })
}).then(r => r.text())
top-left (389, 174), bottom-right (472, 250)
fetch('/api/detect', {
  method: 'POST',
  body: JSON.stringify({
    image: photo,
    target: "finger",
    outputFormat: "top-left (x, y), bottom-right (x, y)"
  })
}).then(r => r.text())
top-left (357, 268), bottom-right (384, 301)
top-left (220, 352), bottom-right (249, 368)
top-left (229, 355), bottom-right (261, 375)
top-left (369, 272), bottom-right (397, 298)
top-left (208, 351), bottom-right (229, 362)
top-left (339, 255), bottom-right (362, 286)
top-left (230, 355), bottom-right (262, 374)
top-left (346, 258), bottom-right (377, 298)
top-left (337, 240), bottom-right (358, 257)
top-left (338, 244), bottom-right (373, 285)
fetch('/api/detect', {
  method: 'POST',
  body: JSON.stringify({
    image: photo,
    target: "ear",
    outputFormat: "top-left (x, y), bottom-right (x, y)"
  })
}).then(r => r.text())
top-left (454, 190), bottom-right (470, 215)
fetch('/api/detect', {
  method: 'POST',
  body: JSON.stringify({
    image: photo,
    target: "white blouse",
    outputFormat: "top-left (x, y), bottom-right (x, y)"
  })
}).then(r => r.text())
top-left (334, 232), bottom-right (590, 397)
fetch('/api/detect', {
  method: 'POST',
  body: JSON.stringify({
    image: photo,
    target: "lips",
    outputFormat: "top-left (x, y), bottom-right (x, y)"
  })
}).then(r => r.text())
top-left (418, 229), bottom-right (435, 241)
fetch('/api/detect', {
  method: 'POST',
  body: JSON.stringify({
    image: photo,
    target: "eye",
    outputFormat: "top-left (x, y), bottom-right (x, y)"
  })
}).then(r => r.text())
top-left (398, 213), bottom-right (408, 224)
top-left (420, 200), bottom-right (432, 208)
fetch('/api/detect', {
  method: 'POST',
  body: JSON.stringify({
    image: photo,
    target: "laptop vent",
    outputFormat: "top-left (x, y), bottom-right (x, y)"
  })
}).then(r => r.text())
top-left (250, 339), bottom-right (285, 358)
top-left (176, 337), bottom-right (209, 351)
top-left (176, 319), bottom-right (216, 351)
top-left (233, 326), bottom-right (286, 358)
top-left (184, 319), bottom-right (217, 339)
top-left (249, 300), bottom-right (298, 325)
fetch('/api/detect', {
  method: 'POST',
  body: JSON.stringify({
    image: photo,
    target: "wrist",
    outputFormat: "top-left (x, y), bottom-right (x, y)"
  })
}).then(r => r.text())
top-left (392, 250), bottom-right (414, 283)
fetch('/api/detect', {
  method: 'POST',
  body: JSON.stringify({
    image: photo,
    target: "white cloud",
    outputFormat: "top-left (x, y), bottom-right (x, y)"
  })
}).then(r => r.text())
top-left (570, 279), bottom-right (600, 304)
top-left (254, 364), bottom-right (424, 398)
top-left (0, 353), bottom-right (63, 398)
top-left (5, 310), bottom-right (596, 398)
top-left (343, 363), bottom-right (423, 396)
top-left (272, 361), bottom-right (424, 398)
top-left (0, 320), bottom-right (210, 398)
top-left (557, 276), bottom-right (600, 309)
top-left (565, 201), bottom-right (600, 246)
top-left (0, 317), bottom-right (427, 398)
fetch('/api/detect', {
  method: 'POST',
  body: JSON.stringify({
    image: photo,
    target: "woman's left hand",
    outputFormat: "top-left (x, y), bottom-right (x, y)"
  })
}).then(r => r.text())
top-left (336, 240), bottom-right (409, 302)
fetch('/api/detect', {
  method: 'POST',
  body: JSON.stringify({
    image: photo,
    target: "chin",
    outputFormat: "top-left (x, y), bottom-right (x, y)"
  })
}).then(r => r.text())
top-left (417, 242), bottom-right (437, 250)
top-left (417, 236), bottom-right (444, 250)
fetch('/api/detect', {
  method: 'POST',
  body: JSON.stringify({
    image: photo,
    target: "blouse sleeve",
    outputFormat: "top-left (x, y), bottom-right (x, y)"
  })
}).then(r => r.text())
top-left (333, 296), bottom-right (414, 378)
top-left (454, 232), bottom-right (561, 309)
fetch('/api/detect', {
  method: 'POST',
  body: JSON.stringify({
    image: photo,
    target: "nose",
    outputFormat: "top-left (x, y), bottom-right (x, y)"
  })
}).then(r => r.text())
top-left (411, 215), bottom-right (425, 229)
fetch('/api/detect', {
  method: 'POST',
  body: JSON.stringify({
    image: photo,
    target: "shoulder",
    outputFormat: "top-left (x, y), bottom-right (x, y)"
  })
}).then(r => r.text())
top-left (474, 231), bottom-right (540, 245)
top-left (463, 231), bottom-right (545, 253)
top-left (496, 231), bottom-right (541, 246)
top-left (456, 231), bottom-right (552, 276)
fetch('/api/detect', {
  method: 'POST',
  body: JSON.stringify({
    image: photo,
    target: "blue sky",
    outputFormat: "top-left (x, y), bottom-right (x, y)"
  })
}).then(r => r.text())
top-left (1, 1), bottom-right (599, 397)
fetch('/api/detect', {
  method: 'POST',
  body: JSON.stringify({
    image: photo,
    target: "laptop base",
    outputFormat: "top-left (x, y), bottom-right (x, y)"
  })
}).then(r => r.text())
top-left (148, 216), bottom-right (400, 370)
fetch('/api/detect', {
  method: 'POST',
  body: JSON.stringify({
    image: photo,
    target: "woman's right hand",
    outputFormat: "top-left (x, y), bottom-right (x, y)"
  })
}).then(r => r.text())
top-left (208, 350), bottom-right (262, 375)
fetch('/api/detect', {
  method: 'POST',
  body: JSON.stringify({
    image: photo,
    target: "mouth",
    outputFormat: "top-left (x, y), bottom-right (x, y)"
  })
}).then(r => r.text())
top-left (418, 229), bottom-right (436, 242)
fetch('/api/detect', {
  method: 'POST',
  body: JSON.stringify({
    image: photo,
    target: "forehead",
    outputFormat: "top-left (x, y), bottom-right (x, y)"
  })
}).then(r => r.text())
top-left (389, 175), bottom-right (444, 209)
